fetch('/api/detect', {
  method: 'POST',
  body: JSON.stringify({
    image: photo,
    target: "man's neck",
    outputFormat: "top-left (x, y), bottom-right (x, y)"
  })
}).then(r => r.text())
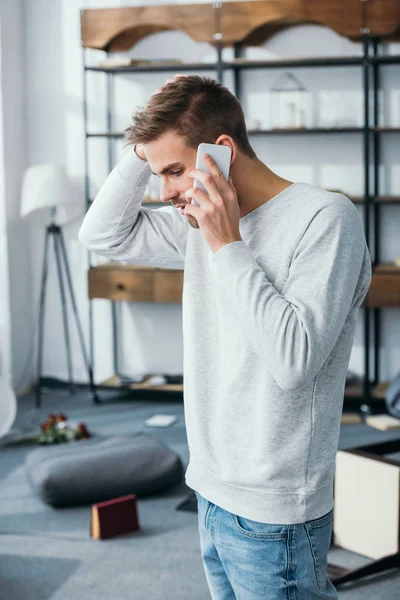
top-left (232, 155), bottom-right (293, 219)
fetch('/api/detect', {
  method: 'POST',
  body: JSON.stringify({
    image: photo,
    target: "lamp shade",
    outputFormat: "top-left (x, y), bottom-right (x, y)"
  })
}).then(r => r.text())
top-left (20, 164), bottom-right (82, 226)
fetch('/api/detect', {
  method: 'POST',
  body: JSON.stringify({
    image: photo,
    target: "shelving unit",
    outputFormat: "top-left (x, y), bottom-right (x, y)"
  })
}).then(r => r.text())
top-left (81, 1), bottom-right (400, 410)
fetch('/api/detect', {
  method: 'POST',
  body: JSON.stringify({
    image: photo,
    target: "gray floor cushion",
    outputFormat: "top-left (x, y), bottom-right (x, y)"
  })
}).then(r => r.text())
top-left (25, 433), bottom-right (184, 507)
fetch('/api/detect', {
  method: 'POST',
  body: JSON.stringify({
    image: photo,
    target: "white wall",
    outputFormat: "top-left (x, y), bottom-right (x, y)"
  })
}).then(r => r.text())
top-left (20, 0), bottom-right (400, 388)
top-left (0, 0), bottom-right (31, 393)
top-left (0, 13), bottom-right (11, 385)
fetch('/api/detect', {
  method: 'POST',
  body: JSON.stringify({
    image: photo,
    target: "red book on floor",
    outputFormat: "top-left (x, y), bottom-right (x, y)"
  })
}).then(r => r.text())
top-left (90, 494), bottom-right (140, 540)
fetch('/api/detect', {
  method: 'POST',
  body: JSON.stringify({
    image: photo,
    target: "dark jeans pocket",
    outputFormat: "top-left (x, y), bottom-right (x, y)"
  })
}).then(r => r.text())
top-left (305, 509), bottom-right (333, 592)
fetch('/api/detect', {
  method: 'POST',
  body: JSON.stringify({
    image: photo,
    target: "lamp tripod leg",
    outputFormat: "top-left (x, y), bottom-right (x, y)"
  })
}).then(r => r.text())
top-left (53, 228), bottom-right (75, 396)
top-left (58, 229), bottom-right (100, 405)
top-left (36, 228), bottom-right (51, 409)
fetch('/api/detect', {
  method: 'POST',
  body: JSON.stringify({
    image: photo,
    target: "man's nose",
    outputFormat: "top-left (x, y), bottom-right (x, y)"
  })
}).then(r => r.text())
top-left (160, 182), bottom-right (179, 203)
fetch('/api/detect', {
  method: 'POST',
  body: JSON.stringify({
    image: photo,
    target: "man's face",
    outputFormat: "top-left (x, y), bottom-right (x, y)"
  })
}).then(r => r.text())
top-left (143, 130), bottom-right (200, 229)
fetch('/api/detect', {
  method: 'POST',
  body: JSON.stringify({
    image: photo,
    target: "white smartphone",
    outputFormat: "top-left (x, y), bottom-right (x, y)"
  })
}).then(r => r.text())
top-left (192, 142), bottom-right (232, 207)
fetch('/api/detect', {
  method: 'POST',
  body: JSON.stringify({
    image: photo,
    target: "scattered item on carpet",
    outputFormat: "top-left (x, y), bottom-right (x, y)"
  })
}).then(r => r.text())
top-left (385, 370), bottom-right (400, 418)
top-left (176, 491), bottom-right (198, 512)
top-left (146, 374), bottom-right (167, 386)
top-left (38, 413), bottom-right (91, 444)
top-left (341, 412), bottom-right (362, 425)
top-left (118, 373), bottom-right (183, 386)
top-left (91, 493), bottom-right (140, 540)
top-left (118, 373), bottom-right (147, 385)
top-left (25, 433), bottom-right (184, 507)
top-left (144, 414), bottom-right (178, 428)
top-left (163, 374), bottom-right (184, 384)
top-left (365, 414), bottom-right (400, 430)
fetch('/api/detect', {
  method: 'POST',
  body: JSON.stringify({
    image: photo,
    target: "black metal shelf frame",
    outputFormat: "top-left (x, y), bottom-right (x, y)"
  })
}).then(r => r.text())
top-left (82, 4), bottom-right (398, 408)
top-left (85, 127), bottom-right (400, 138)
top-left (84, 54), bottom-right (400, 73)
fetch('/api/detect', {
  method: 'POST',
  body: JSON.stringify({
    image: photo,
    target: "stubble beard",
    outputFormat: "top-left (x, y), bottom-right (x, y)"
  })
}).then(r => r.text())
top-left (172, 200), bottom-right (199, 229)
top-left (188, 216), bottom-right (200, 229)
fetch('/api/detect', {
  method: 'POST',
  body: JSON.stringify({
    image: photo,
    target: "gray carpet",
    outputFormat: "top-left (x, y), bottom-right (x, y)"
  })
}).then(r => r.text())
top-left (0, 384), bottom-right (399, 600)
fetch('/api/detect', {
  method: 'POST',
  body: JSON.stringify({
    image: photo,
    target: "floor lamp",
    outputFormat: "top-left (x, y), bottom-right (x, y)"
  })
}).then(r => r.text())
top-left (20, 164), bottom-right (100, 407)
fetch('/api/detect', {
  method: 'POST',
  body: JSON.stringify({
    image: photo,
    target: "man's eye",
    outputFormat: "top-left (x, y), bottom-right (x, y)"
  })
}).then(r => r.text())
top-left (171, 170), bottom-right (183, 177)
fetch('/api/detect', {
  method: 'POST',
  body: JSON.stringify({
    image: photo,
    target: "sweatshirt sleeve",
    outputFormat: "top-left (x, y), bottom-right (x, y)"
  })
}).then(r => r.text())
top-left (212, 203), bottom-right (372, 391)
top-left (78, 147), bottom-right (188, 269)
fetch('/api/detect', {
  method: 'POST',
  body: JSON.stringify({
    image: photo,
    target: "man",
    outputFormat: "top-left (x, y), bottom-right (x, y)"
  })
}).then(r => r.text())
top-left (79, 75), bottom-right (372, 599)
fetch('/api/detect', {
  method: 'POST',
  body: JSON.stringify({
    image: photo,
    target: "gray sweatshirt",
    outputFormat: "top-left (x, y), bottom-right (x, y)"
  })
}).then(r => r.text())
top-left (79, 147), bottom-right (372, 524)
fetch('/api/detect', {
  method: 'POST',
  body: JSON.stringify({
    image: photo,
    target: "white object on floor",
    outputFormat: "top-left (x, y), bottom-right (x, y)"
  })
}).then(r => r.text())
top-left (144, 414), bottom-right (178, 428)
top-left (334, 449), bottom-right (400, 559)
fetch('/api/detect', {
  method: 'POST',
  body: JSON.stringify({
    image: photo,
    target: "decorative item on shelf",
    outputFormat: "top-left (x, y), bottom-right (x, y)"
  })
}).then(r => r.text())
top-left (317, 90), bottom-right (363, 128)
top-left (387, 88), bottom-right (400, 128)
top-left (270, 72), bottom-right (311, 130)
top-left (37, 413), bottom-right (91, 445)
top-left (245, 118), bottom-right (261, 131)
top-left (20, 164), bottom-right (99, 408)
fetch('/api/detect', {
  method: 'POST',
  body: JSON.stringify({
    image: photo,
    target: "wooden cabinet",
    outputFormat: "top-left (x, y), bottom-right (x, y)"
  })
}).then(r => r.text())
top-left (366, 263), bottom-right (400, 308)
top-left (88, 264), bottom-right (183, 304)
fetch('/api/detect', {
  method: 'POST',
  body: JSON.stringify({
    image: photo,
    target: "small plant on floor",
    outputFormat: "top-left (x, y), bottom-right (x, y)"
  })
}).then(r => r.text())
top-left (37, 413), bottom-right (91, 444)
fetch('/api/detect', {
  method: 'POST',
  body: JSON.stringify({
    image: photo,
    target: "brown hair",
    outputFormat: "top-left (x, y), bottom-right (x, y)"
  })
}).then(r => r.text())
top-left (124, 75), bottom-right (256, 159)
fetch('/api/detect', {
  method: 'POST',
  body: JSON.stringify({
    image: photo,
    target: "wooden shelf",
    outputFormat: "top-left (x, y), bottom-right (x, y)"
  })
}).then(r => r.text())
top-left (344, 384), bottom-right (364, 398)
top-left (366, 263), bottom-right (400, 307)
top-left (229, 56), bottom-right (363, 69)
top-left (86, 62), bottom-right (217, 73)
top-left (143, 197), bottom-right (162, 205)
top-left (88, 197), bottom-right (161, 206)
top-left (373, 196), bottom-right (400, 203)
top-left (80, 1), bottom-right (400, 52)
top-left (88, 195), bottom-right (400, 207)
top-left (372, 55), bottom-right (400, 65)
top-left (87, 132), bottom-right (124, 138)
top-left (335, 195), bottom-right (400, 204)
top-left (84, 55), bottom-right (400, 74)
top-left (373, 127), bottom-right (400, 133)
top-left (86, 56), bottom-right (365, 73)
top-left (99, 374), bottom-right (183, 393)
top-left (373, 263), bottom-right (400, 273)
top-left (372, 382), bottom-right (389, 400)
top-left (344, 382), bottom-right (389, 399)
top-left (98, 378), bottom-right (385, 399)
top-left (247, 127), bottom-right (364, 135)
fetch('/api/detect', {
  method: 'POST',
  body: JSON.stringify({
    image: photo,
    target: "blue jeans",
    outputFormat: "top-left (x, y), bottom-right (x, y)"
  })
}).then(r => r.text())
top-left (195, 491), bottom-right (338, 600)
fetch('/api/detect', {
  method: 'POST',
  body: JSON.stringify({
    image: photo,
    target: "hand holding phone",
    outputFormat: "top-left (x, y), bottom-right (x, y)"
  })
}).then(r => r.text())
top-left (192, 143), bottom-right (232, 207)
